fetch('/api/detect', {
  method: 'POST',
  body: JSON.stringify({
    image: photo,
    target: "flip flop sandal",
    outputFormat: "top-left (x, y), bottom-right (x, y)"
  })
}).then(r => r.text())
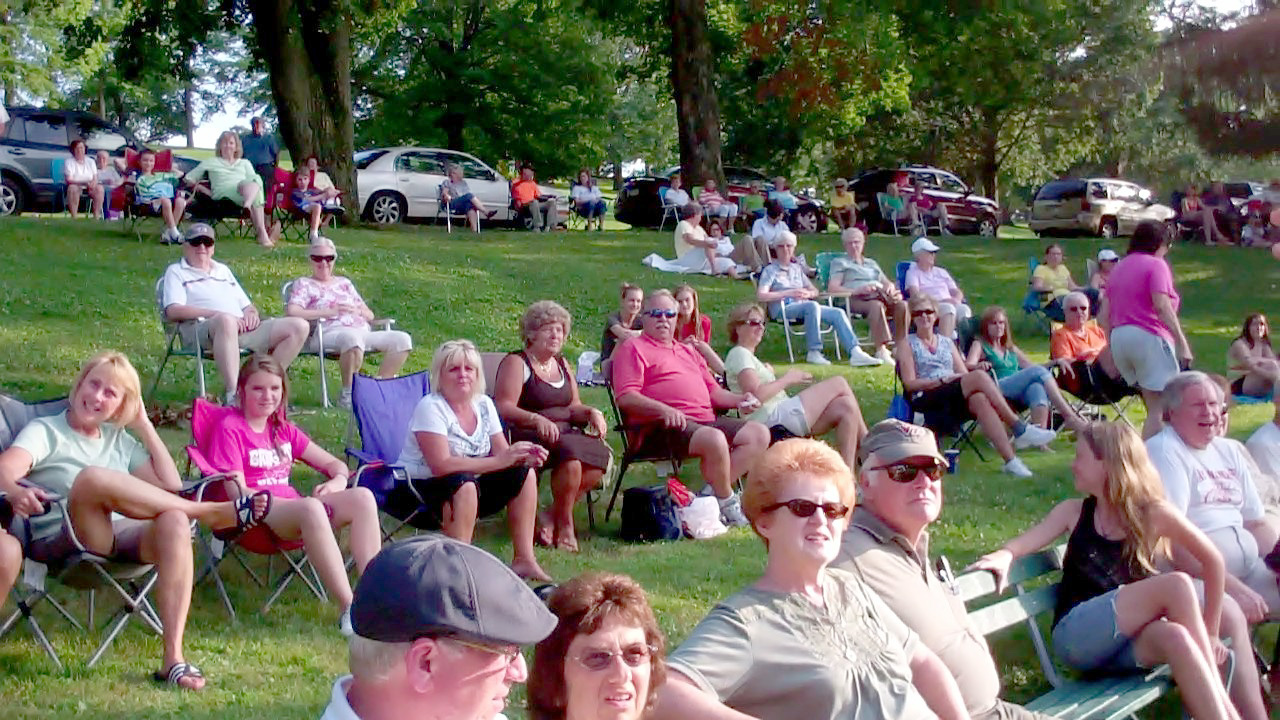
top-left (154, 662), bottom-right (205, 690)
top-left (214, 490), bottom-right (273, 541)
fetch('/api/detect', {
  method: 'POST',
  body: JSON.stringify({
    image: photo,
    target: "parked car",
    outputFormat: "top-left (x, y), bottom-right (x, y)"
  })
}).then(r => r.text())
top-left (615, 165), bottom-right (828, 232)
top-left (0, 106), bottom-right (197, 216)
top-left (1029, 178), bottom-right (1175, 238)
top-left (847, 166), bottom-right (1001, 236)
top-left (354, 147), bottom-right (565, 227)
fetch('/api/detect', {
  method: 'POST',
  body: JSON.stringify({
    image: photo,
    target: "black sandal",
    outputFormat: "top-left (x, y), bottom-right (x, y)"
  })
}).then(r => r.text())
top-left (214, 490), bottom-right (272, 541)
top-left (153, 661), bottom-right (205, 690)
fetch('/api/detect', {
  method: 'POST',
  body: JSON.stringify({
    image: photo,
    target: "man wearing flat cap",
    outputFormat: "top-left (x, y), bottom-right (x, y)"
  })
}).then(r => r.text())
top-left (832, 419), bottom-right (1048, 720)
top-left (320, 535), bottom-right (557, 720)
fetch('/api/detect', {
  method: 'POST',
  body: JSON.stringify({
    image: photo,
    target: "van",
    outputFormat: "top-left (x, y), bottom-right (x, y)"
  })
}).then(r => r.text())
top-left (1029, 178), bottom-right (1174, 238)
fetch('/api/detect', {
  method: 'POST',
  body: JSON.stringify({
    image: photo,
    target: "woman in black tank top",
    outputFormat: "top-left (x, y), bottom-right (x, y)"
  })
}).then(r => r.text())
top-left (968, 422), bottom-right (1264, 720)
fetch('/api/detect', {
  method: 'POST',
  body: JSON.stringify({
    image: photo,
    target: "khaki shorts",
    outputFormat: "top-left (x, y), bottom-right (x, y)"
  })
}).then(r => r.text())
top-left (180, 316), bottom-right (291, 354)
top-left (1110, 325), bottom-right (1179, 392)
top-left (312, 327), bottom-right (413, 355)
top-left (26, 518), bottom-right (151, 565)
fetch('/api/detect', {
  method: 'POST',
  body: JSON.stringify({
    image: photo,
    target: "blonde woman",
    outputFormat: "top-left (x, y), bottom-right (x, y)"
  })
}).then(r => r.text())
top-left (185, 130), bottom-right (276, 247)
top-left (970, 422), bottom-right (1264, 720)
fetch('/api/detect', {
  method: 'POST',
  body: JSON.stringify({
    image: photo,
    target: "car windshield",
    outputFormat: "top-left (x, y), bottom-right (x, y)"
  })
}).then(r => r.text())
top-left (935, 172), bottom-right (968, 194)
top-left (354, 150), bottom-right (388, 170)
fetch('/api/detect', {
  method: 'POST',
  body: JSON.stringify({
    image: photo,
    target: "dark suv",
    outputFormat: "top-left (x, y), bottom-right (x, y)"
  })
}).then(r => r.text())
top-left (0, 107), bottom-right (196, 216)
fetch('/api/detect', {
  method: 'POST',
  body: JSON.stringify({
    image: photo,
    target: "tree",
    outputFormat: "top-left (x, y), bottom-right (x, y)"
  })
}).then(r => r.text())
top-left (0, 0), bottom-right (123, 104)
top-left (668, 0), bottom-right (726, 187)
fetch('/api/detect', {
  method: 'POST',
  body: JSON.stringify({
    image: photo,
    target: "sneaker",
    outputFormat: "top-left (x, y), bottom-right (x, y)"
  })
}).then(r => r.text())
top-left (339, 388), bottom-right (353, 411)
top-left (718, 493), bottom-right (750, 528)
top-left (847, 347), bottom-right (883, 367)
top-left (1012, 424), bottom-right (1057, 450)
top-left (1003, 457), bottom-right (1033, 477)
top-left (806, 351), bottom-right (832, 366)
top-left (339, 607), bottom-right (353, 637)
top-left (874, 346), bottom-right (895, 364)
top-left (941, 225), bottom-right (954, 236)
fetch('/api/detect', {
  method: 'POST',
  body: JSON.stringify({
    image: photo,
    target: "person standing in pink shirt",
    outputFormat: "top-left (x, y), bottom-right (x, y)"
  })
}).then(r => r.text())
top-left (1099, 221), bottom-right (1191, 438)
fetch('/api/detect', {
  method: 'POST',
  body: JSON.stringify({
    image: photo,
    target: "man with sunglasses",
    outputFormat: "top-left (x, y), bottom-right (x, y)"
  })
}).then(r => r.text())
top-left (160, 223), bottom-right (310, 405)
top-left (1048, 291), bottom-right (1130, 401)
top-left (612, 289), bottom-right (770, 527)
top-left (834, 419), bottom-right (1049, 720)
top-left (321, 535), bottom-right (557, 720)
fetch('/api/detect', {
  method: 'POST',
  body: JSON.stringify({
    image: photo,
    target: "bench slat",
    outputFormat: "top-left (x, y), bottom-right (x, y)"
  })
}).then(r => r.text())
top-left (955, 546), bottom-right (1065, 603)
top-left (966, 585), bottom-right (1058, 636)
top-left (1026, 672), bottom-right (1170, 720)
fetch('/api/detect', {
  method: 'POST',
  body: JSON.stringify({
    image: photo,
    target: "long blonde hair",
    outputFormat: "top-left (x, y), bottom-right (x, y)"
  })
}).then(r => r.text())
top-left (1081, 421), bottom-right (1170, 573)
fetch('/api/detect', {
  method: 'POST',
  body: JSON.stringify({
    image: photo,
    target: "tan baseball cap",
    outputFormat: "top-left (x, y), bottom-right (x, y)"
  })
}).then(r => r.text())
top-left (858, 419), bottom-right (946, 466)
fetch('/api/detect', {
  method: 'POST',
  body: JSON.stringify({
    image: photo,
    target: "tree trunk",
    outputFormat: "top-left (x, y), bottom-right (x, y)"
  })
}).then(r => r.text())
top-left (247, 0), bottom-right (357, 218)
top-left (977, 123), bottom-right (1000, 205)
top-left (612, 149), bottom-right (623, 192)
top-left (183, 85), bottom-right (195, 148)
top-left (669, 0), bottom-right (725, 189)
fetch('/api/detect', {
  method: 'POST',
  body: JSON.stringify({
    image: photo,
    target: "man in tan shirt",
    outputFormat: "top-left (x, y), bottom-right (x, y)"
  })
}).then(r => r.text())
top-left (833, 419), bottom-right (1049, 720)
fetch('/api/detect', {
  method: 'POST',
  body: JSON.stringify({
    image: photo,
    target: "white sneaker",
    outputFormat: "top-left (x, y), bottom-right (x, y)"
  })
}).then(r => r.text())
top-left (848, 347), bottom-right (883, 367)
top-left (806, 351), bottom-right (832, 365)
top-left (339, 388), bottom-right (353, 411)
top-left (874, 346), bottom-right (895, 364)
top-left (719, 493), bottom-right (750, 528)
top-left (1003, 457), bottom-right (1033, 477)
top-left (1012, 424), bottom-right (1057, 450)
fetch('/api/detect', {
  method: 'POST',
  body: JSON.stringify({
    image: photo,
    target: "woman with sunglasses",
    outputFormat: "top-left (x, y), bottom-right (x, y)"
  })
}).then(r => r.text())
top-left (529, 572), bottom-right (666, 720)
top-left (654, 439), bottom-right (969, 720)
top-left (286, 237), bottom-right (412, 409)
top-left (966, 306), bottom-right (1086, 433)
top-left (898, 295), bottom-right (1056, 478)
top-left (724, 303), bottom-right (868, 468)
top-left (970, 422), bottom-right (1264, 720)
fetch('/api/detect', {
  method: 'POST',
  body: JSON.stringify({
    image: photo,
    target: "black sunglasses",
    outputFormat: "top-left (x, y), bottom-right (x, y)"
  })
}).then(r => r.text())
top-left (763, 498), bottom-right (850, 520)
top-left (645, 309), bottom-right (677, 319)
top-left (744, 319), bottom-right (766, 327)
top-left (911, 309), bottom-right (936, 317)
top-left (310, 255), bottom-right (336, 263)
top-left (186, 237), bottom-right (215, 247)
top-left (870, 461), bottom-right (946, 484)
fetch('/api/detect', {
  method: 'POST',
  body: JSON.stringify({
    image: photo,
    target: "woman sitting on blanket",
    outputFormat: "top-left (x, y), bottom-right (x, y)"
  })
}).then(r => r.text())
top-left (643, 204), bottom-right (739, 277)
top-left (970, 421), bottom-right (1265, 720)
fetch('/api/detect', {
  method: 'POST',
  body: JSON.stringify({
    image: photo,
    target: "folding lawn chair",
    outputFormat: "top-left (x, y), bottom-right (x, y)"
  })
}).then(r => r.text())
top-left (0, 394), bottom-right (164, 670)
top-left (1056, 361), bottom-right (1139, 429)
top-left (815, 251), bottom-right (875, 349)
top-left (891, 356), bottom-right (988, 463)
top-left (657, 186), bottom-right (683, 232)
top-left (118, 148), bottom-right (181, 243)
top-left (344, 370), bottom-right (433, 539)
top-left (877, 192), bottom-right (905, 235)
top-left (147, 276), bottom-right (250, 403)
top-left (50, 158), bottom-right (93, 216)
top-left (896, 260), bottom-right (912, 298)
top-left (756, 273), bottom-right (842, 364)
top-left (184, 398), bottom-right (327, 618)
top-left (437, 182), bottom-right (480, 234)
top-left (600, 365), bottom-right (684, 522)
top-left (1021, 257), bottom-right (1053, 334)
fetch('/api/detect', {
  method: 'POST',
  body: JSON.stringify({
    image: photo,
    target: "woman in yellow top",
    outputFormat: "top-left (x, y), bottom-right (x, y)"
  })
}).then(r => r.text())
top-left (185, 131), bottom-right (277, 247)
top-left (1032, 243), bottom-right (1096, 322)
top-left (828, 177), bottom-right (856, 229)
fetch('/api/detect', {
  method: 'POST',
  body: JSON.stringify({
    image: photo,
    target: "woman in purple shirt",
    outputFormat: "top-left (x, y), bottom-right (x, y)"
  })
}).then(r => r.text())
top-left (1099, 221), bottom-right (1191, 438)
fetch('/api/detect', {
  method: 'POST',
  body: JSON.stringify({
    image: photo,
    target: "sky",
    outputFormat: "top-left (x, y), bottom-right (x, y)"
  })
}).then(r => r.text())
top-left (171, 0), bottom-right (1260, 149)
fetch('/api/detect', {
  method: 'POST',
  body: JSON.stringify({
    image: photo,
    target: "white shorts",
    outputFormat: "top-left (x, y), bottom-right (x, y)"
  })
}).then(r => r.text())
top-left (763, 395), bottom-right (810, 437)
top-left (312, 327), bottom-right (413, 355)
top-left (1110, 325), bottom-right (1178, 391)
top-left (937, 302), bottom-right (971, 321)
top-left (1204, 525), bottom-right (1280, 619)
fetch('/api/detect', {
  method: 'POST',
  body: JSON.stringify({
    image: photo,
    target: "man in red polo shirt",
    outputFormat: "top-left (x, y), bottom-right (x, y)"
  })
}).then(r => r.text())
top-left (612, 289), bottom-right (770, 526)
top-left (511, 164), bottom-right (557, 232)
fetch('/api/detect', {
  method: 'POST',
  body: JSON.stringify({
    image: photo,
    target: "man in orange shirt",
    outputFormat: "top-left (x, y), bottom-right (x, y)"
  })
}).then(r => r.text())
top-left (1049, 291), bottom-right (1129, 398)
top-left (511, 164), bottom-right (557, 232)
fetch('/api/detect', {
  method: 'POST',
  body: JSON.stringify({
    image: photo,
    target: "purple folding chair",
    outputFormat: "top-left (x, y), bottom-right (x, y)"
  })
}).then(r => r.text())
top-left (345, 370), bottom-right (432, 538)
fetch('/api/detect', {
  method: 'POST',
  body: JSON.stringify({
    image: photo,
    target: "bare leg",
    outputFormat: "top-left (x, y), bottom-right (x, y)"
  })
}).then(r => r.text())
top-left (0, 532), bottom-right (21, 609)
top-left (467, 208), bottom-right (479, 232)
top-left (1030, 405), bottom-right (1051, 429)
top-left (268, 317), bottom-right (310, 370)
top-left (376, 350), bottom-right (410, 379)
top-left (549, 460), bottom-right (583, 551)
top-left (90, 183), bottom-right (105, 218)
top-left (1042, 376), bottom-right (1086, 431)
top-left (238, 180), bottom-right (271, 245)
top-left (173, 194), bottom-right (187, 225)
top-left (309, 204), bottom-right (323, 236)
top-left (965, 392), bottom-right (1017, 462)
top-left (960, 371), bottom-right (1023, 425)
top-left (441, 481), bottom-right (478, 543)
top-left (67, 184), bottom-right (83, 218)
top-left (261, 497), bottom-right (353, 609)
top-left (507, 469), bottom-right (550, 581)
top-left (689, 427), bottom-right (733, 497)
top-left (319, 487), bottom-right (380, 576)
top-left (339, 347), bottom-right (364, 390)
top-left (207, 313), bottom-right (242, 397)
top-left (891, 300), bottom-right (908, 342)
top-left (137, 509), bottom-right (204, 689)
top-left (797, 377), bottom-right (867, 468)
top-left (849, 299), bottom-right (892, 349)
top-left (938, 310), bottom-right (957, 339)
top-left (1140, 388), bottom-right (1164, 439)
top-left (160, 198), bottom-right (177, 230)
top-left (727, 423), bottom-right (770, 486)
top-left (1219, 595), bottom-right (1268, 720)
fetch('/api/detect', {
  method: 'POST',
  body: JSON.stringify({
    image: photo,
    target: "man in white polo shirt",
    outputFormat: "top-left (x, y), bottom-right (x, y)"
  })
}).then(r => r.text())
top-left (160, 223), bottom-right (309, 404)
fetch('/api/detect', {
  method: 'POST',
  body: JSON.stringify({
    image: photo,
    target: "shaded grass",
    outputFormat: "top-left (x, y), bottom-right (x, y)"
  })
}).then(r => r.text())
top-left (0, 216), bottom-right (1276, 718)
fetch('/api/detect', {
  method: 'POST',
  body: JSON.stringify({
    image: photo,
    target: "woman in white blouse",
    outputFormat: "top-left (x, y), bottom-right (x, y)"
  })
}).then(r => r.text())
top-left (63, 138), bottom-right (103, 219)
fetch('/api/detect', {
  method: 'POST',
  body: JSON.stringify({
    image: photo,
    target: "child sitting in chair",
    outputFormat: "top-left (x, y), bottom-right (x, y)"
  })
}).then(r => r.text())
top-left (291, 169), bottom-right (342, 241)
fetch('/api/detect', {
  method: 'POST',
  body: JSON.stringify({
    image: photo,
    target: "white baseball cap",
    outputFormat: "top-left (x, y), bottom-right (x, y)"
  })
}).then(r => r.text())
top-left (911, 237), bottom-right (940, 254)
top-left (1097, 249), bottom-right (1119, 261)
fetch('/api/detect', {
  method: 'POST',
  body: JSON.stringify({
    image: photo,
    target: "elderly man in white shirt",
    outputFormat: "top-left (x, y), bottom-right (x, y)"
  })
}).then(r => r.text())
top-left (160, 223), bottom-right (309, 405)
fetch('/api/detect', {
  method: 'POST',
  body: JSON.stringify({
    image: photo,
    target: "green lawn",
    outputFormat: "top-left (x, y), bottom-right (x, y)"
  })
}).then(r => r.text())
top-left (0, 216), bottom-right (1276, 718)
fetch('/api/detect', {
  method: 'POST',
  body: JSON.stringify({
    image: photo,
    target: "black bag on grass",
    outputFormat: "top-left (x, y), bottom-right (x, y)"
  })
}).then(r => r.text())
top-left (620, 485), bottom-right (682, 542)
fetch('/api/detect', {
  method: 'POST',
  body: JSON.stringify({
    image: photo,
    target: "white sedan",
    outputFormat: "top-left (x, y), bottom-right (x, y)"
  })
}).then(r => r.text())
top-left (354, 146), bottom-right (566, 227)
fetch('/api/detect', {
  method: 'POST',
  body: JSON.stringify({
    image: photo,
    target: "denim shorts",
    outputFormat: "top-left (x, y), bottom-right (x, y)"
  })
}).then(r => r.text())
top-left (1051, 588), bottom-right (1141, 673)
top-left (448, 194), bottom-right (475, 214)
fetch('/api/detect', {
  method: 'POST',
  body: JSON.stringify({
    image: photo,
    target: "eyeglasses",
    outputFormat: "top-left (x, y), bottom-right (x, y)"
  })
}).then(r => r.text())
top-left (870, 461), bottom-right (946, 484)
top-left (645, 309), bottom-right (677, 319)
top-left (744, 319), bottom-right (766, 327)
top-left (310, 255), bottom-right (336, 263)
top-left (762, 498), bottom-right (850, 520)
top-left (447, 637), bottom-right (522, 662)
top-left (186, 237), bottom-right (215, 247)
top-left (911, 309), bottom-right (936, 317)
top-left (571, 644), bottom-right (655, 671)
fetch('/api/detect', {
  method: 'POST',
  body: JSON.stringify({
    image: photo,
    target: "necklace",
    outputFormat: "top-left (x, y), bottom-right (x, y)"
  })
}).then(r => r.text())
top-left (529, 352), bottom-right (556, 376)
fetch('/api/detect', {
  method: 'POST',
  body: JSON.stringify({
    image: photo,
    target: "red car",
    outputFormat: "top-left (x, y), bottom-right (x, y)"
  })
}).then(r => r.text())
top-left (848, 166), bottom-right (1001, 236)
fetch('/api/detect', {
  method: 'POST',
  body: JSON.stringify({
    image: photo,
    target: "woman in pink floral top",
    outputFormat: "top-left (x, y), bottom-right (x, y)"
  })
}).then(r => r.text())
top-left (285, 237), bottom-right (413, 408)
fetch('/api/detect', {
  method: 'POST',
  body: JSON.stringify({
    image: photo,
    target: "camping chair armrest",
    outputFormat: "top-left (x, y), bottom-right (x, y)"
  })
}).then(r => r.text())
top-left (372, 318), bottom-right (395, 330)
top-left (181, 473), bottom-right (245, 502)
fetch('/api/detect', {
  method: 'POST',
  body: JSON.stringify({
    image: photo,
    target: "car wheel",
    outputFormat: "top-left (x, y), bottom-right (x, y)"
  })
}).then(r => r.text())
top-left (0, 176), bottom-right (25, 216)
top-left (792, 206), bottom-right (820, 233)
top-left (367, 191), bottom-right (405, 224)
top-left (1099, 217), bottom-right (1117, 239)
top-left (976, 214), bottom-right (998, 237)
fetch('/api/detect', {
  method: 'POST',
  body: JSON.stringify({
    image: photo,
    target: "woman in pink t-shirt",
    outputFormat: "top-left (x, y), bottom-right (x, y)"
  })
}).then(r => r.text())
top-left (1100, 221), bottom-right (1191, 438)
top-left (674, 283), bottom-right (724, 374)
top-left (204, 355), bottom-right (381, 630)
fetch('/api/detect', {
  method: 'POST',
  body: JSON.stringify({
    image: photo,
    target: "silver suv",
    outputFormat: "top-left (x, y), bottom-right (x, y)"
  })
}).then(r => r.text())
top-left (1029, 178), bottom-right (1174, 238)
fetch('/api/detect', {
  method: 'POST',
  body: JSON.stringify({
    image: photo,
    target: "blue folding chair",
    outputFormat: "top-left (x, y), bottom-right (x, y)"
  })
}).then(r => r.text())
top-left (50, 158), bottom-right (91, 215)
top-left (1021, 257), bottom-right (1052, 334)
top-left (896, 260), bottom-right (912, 298)
top-left (345, 370), bottom-right (433, 538)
